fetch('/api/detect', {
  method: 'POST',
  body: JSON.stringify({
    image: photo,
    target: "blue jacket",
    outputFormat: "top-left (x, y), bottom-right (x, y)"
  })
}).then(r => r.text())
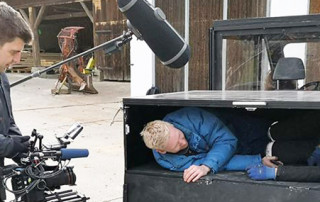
top-left (153, 107), bottom-right (262, 173)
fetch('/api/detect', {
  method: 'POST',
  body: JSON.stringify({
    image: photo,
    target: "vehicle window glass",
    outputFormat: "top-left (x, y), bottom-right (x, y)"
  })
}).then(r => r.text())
top-left (221, 33), bottom-right (320, 91)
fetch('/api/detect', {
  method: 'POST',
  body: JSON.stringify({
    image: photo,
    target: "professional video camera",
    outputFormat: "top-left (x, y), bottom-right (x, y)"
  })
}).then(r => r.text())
top-left (0, 123), bottom-right (90, 202)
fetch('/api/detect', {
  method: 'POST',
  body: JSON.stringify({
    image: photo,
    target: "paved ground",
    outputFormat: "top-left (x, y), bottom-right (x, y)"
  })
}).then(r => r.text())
top-left (5, 73), bottom-right (130, 202)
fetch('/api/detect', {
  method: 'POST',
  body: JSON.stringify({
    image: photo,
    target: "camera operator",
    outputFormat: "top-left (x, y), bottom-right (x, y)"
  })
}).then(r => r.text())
top-left (0, 2), bottom-right (33, 201)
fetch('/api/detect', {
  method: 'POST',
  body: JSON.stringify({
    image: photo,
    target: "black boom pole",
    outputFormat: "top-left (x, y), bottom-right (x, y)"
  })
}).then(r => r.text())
top-left (10, 31), bottom-right (133, 88)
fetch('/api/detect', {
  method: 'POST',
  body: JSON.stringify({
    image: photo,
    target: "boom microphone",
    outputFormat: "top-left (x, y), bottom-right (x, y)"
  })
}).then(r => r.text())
top-left (117, 0), bottom-right (190, 68)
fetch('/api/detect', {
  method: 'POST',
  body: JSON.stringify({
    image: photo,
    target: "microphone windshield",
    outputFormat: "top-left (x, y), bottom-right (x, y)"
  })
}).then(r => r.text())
top-left (61, 148), bottom-right (89, 160)
top-left (118, 0), bottom-right (190, 68)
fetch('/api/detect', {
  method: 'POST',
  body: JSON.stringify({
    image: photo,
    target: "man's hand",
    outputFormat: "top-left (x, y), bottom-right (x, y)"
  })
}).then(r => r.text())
top-left (12, 152), bottom-right (29, 165)
top-left (183, 165), bottom-right (210, 183)
top-left (7, 136), bottom-right (30, 158)
top-left (262, 156), bottom-right (283, 168)
top-left (247, 164), bottom-right (276, 180)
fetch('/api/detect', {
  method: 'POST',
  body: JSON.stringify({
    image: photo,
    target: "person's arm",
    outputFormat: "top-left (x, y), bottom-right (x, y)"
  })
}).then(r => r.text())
top-left (224, 154), bottom-right (262, 171)
top-left (0, 74), bottom-right (28, 158)
top-left (164, 107), bottom-right (238, 172)
top-left (153, 151), bottom-right (212, 183)
top-left (7, 114), bottom-right (22, 137)
top-left (248, 164), bottom-right (320, 182)
top-left (0, 135), bottom-right (29, 159)
top-left (276, 166), bottom-right (320, 182)
top-left (2, 74), bottom-right (22, 137)
top-left (183, 164), bottom-right (210, 183)
top-left (0, 117), bottom-right (28, 158)
top-left (247, 164), bottom-right (276, 180)
top-left (152, 149), bottom-right (207, 171)
top-left (0, 134), bottom-right (17, 157)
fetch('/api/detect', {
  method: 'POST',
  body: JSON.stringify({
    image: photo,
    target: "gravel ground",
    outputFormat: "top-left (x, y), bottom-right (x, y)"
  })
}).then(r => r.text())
top-left (5, 73), bottom-right (130, 202)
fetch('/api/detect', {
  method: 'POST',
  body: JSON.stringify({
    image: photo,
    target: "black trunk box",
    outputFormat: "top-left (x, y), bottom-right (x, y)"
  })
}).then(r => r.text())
top-left (122, 91), bottom-right (320, 202)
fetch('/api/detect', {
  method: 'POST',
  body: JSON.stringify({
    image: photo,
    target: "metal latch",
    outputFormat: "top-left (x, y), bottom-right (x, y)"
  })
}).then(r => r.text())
top-left (232, 101), bottom-right (267, 111)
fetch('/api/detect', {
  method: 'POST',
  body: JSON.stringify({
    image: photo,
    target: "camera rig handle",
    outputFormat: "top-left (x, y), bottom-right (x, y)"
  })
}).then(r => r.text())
top-left (31, 123), bottom-right (84, 152)
top-left (28, 123), bottom-right (88, 161)
top-left (30, 129), bottom-right (43, 152)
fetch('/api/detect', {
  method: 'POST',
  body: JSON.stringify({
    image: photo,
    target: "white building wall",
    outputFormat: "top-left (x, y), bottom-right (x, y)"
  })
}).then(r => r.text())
top-left (269, 0), bottom-right (309, 17)
top-left (269, 0), bottom-right (309, 87)
top-left (130, 0), bottom-right (155, 97)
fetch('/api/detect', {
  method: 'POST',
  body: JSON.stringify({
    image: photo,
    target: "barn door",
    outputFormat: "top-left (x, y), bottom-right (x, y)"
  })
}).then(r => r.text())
top-left (93, 0), bottom-right (130, 81)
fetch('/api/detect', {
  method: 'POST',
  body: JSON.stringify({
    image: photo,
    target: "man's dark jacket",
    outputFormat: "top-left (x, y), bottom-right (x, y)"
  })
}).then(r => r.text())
top-left (0, 73), bottom-right (23, 200)
top-left (0, 73), bottom-right (22, 164)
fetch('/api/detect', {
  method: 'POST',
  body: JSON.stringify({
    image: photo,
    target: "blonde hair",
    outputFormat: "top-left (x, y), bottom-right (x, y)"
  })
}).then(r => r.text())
top-left (140, 120), bottom-right (172, 150)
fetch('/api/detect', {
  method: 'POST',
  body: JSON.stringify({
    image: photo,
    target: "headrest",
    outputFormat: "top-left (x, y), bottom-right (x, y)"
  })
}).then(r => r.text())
top-left (273, 57), bottom-right (305, 80)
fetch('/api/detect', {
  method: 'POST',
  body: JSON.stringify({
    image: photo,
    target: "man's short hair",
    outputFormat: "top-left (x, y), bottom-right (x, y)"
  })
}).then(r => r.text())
top-left (140, 120), bottom-right (172, 150)
top-left (0, 2), bottom-right (33, 46)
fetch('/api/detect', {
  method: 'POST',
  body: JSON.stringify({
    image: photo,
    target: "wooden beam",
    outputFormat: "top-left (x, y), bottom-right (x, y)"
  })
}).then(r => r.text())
top-left (7, 0), bottom-right (91, 9)
top-left (34, 6), bottom-right (46, 29)
top-left (29, 7), bottom-right (41, 67)
top-left (18, 9), bottom-right (31, 27)
top-left (80, 1), bottom-right (93, 23)
top-left (44, 12), bottom-right (87, 21)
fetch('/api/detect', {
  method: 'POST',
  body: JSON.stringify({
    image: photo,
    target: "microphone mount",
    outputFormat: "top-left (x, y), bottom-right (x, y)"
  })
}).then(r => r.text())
top-left (127, 20), bottom-right (143, 40)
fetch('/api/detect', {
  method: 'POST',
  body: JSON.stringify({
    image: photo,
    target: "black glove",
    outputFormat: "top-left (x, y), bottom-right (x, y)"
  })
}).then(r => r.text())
top-left (12, 152), bottom-right (29, 165)
top-left (6, 136), bottom-right (30, 158)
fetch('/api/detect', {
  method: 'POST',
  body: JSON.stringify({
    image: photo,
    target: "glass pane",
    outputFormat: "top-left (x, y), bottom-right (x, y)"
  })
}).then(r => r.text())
top-left (223, 36), bottom-right (270, 90)
top-left (222, 32), bottom-right (320, 91)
